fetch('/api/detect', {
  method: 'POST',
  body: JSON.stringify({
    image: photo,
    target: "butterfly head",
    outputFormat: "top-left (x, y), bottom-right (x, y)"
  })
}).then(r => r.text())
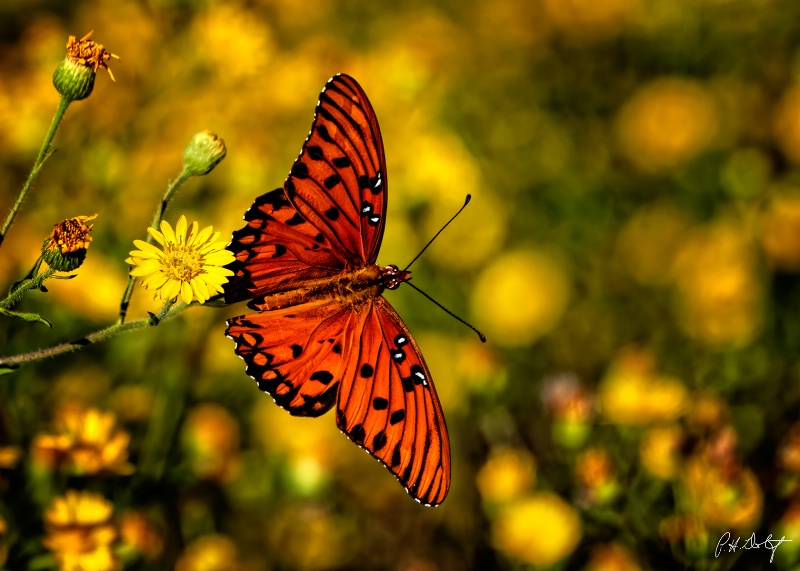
top-left (380, 264), bottom-right (411, 290)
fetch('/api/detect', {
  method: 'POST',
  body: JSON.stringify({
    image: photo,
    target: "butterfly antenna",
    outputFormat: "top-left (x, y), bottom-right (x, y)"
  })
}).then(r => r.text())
top-left (405, 281), bottom-right (486, 343)
top-left (403, 194), bottom-right (472, 272)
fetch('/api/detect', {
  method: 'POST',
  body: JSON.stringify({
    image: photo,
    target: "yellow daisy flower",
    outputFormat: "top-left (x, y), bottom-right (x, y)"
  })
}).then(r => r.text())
top-left (126, 215), bottom-right (235, 305)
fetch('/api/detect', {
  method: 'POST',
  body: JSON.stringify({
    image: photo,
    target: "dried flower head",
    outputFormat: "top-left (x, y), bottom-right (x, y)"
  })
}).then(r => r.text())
top-left (66, 31), bottom-right (119, 81)
top-left (53, 31), bottom-right (118, 102)
top-left (41, 214), bottom-right (98, 272)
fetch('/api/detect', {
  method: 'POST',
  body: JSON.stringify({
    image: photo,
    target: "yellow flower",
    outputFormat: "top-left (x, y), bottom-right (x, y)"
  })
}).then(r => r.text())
top-left (175, 534), bottom-right (239, 571)
top-left (181, 404), bottom-right (241, 484)
top-left (43, 490), bottom-right (119, 571)
top-left (119, 511), bottom-right (163, 561)
top-left (575, 448), bottom-right (619, 505)
top-left (65, 31), bottom-right (118, 80)
top-left (585, 543), bottom-right (642, 571)
top-left (126, 215), bottom-right (235, 305)
top-left (640, 425), bottom-right (683, 480)
top-left (492, 492), bottom-right (581, 566)
top-left (476, 447), bottom-right (537, 504)
top-left (598, 348), bottom-right (688, 424)
top-left (682, 457), bottom-right (763, 531)
top-left (31, 404), bottom-right (133, 476)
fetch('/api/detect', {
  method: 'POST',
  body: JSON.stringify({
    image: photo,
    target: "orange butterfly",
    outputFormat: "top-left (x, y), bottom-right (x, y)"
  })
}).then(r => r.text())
top-left (224, 74), bottom-right (450, 505)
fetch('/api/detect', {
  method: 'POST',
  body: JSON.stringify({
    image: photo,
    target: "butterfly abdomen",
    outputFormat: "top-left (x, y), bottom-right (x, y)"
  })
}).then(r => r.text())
top-left (251, 265), bottom-right (388, 311)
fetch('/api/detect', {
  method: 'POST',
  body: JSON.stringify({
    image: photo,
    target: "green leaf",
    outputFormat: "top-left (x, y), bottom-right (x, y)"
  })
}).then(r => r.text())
top-left (0, 364), bottom-right (19, 375)
top-left (50, 273), bottom-right (77, 280)
top-left (148, 311), bottom-right (160, 326)
top-left (0, 307), bottom-right (52, 327)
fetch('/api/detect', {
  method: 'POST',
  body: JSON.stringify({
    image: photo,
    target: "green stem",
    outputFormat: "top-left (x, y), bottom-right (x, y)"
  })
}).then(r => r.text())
top-left (0, 267), bottom-right (55, 310)
top-left (0, 96), bottom-right (71, 247)
top-left (0, 299), bottom-right (188, 369)
top-left (118, 170), bottom-right (191, 324)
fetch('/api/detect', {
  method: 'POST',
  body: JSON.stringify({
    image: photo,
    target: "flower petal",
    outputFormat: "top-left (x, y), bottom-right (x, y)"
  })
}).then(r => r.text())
top-left (147, 228), bottom-right (165, 247)
top-left (180, 281), bottom-right (194, 305)
top-left (160, 220), bottom-right (176, 245)
top-left (132, 240), bottom-right (164, 256)
top-left (175, 216), bottom-right (188, 245)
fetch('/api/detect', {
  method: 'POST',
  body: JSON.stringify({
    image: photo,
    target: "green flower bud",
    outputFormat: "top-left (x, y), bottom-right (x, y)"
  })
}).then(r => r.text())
top-left (41, 214), bottom-right (97, 272)
top-left (182, 131), bottom-right (227, 177)
top-left (52, 31), bottom-right (118, 102)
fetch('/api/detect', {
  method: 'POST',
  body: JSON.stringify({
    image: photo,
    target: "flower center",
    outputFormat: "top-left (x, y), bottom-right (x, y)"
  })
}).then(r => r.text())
top-left (163, 244), bottom-right (205, 282)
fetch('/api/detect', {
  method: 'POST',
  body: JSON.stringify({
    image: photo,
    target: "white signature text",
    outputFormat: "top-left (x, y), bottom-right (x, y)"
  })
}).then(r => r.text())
top-left (714, 531), bottom-right (793, 563)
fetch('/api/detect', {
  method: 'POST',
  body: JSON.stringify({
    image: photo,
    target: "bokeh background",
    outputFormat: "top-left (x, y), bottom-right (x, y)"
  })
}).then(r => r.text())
top-left (1, 0), bottom-right (800, 569)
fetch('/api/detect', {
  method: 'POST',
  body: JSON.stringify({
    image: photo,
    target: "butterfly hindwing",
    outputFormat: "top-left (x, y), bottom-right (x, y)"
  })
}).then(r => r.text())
top-left (286, 74), bottom-right (387, 267)
top-left (226, 300), bottom-right (356, 417)
top-left (336, 297), bottom-right (451, 506)
top-left (225, 188), bottom-right (343, 304)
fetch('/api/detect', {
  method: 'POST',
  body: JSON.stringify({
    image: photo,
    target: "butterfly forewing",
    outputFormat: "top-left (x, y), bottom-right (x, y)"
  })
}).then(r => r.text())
top-left (336, 297), bottom-right (450, 506)
top-left (226, 301), bottom-right (355, 417)
top-left (286, 75), bottom-right (387, 266)
top-left (224, 188), bottom-right (343, 304)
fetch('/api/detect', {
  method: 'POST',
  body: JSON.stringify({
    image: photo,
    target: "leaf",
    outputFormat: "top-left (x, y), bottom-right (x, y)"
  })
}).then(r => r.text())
top-left (0, 307), bottom-right (52, 327)
top-left (50, 274), bottom-right (77, 280)
top-left (0, 364), bottom-right (19, 375)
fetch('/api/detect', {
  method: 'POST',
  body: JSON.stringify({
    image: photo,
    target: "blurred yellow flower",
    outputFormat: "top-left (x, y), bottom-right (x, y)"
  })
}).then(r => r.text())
top-left (476, 447), bottom-right (537, 504)
top-left (615, 204), bottom-right (690, 286)
top-left (640, 425), bottom-right (683, 480)
top-left (493, 493), bottom-right (581, 566)
top-left (268, 505), bottom-right (355, 570)
top-left (682, 457), bottom-right (763, 531)
top-left (119, 511), bottom-right (163, 561)
top-left (759, 189), bottom-right (800, 271)
top-left (472, 249), bottom-right (571, 347)
top-left (43, 490), bottom-right (119, 571)
top-left (181, 403), bottom-right (241, 484)
top-left (32, 404), bottom-right (133, 475)
top-left (585, 543), bottom-right (642, 571)
top-left (673, 219), bottom-right (762, 345)
top-left (598, 348), bottom-right (688, 424)
top-left (616, 78), bottom-right (718, 172)
top-left (0, 445), bottom-right (21, 468)
top-left (544, 0), bottom-right (639, 42)
top-left (575, 448), bottom-right (619, 505)
top-left (175, 534), bottom-right (239, 571)
top-left (126, 215), bottom-right (235, 305)
top-left (773, 83), bottom-right (800, 165)
top-left (686, 393), bottom-right (728, 431)
top-left (779, 425), bottom-right (800, 473)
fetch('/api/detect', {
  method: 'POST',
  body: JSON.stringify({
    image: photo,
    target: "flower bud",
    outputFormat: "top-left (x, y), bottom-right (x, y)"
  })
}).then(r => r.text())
top-left (52, 31), bottom-right (118, 102)
top-left (41, 214), bottom-right (98, 272)
top-left (182, 131), bottom-right (227, 177)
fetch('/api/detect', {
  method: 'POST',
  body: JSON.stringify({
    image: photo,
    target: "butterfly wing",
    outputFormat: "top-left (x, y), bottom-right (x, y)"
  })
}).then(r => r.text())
top-left (224, 188), bottom-right (344, 304)
top-left (285, 74), bottom-right (387, 267)
top-left (336, 297), bottom-right (451, 506)
top-left (226, 300), bottom-right (355, 417)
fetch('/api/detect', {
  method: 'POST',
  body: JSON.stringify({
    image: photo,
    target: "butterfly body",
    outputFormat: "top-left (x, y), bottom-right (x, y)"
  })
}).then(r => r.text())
top-left (224, 75), bottom-right (450, 506)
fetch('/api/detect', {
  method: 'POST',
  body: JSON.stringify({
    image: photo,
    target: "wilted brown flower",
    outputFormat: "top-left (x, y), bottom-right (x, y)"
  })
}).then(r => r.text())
top-left (66, 31), bottom-right (119, 81)
top-left (42, 214), bottom-right (98, 272)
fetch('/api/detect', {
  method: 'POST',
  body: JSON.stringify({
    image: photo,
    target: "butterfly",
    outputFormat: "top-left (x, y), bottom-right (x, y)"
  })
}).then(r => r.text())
top-left (223, 74), bottom-right (450, 506)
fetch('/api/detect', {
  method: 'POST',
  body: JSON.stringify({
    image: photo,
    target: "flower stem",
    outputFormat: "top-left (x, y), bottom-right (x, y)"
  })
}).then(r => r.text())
top-left (0, 96), bottom-right (71, 248)
top-left (118, 170), bottom-right (191, 324)
top-left (0, 267), bottom-right (55, 310)
top-left (0, 299), bottom-right (189, 369)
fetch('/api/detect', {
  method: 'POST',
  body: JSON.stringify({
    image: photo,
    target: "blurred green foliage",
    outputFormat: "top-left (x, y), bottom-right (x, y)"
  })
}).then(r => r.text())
top-left (2, 0), bottom-right (800, 569)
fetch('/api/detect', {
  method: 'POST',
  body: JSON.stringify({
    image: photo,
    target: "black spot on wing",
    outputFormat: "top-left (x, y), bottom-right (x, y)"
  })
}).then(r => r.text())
top-left (324, 174), bottom-right (341, 189)
top-left (310, 370), bottom-right (333, 385)
top-left (373, 431), bottom-right (387, 452)
top-left (324, 207), bottom-right (340, 220)
top-left (360, 363), bottom-right (374, 378)
top-left (372, 397), bottom-right (388, 410)
top-left (333, 156), bottom-right (351, 168)
top-left (390, 409), bottom-right (405, 425)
